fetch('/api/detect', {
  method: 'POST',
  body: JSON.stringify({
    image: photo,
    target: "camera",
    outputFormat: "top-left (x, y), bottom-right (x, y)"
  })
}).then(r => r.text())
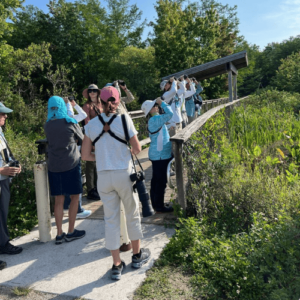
top-left (36, 139), bottom-right (48, 155)
top-left (117, 80), bottom-right (126, 87)
top-left (130, 171), bottom-right (155, 218)
top-left (68, 96), bottom-right (75, 101)
top-left (184, 74), bottom-right (188, 80)
top-left (8, 160), bottom-right (20, 178)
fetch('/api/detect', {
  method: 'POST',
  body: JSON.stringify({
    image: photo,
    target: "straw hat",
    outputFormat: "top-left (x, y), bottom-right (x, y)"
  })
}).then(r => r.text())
top-left (82, 84), bottom-right (101, 99)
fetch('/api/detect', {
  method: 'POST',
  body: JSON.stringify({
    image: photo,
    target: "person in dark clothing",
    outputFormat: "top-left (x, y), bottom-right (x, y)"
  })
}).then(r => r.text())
top-left (44, 96), bottom-right (85, 244)
top-left (0, 102), bottom-right (22, 263)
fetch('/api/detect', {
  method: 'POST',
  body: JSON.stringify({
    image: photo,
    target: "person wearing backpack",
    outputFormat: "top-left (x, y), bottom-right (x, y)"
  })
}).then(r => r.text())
top-left (141, 97), bottom-right (174, 213)
top-left (81, 86), bottom-right (150, 280)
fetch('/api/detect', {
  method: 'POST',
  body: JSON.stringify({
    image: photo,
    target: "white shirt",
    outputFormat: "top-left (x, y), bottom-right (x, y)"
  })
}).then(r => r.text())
top-left (84, 113), bottom-right (138, 172)
top-left (162, 81), bottom-right (177, 103)
top-left (0, 128), bottom-right (11, 181)
top-left (66, 102), bottom-right (87, 123)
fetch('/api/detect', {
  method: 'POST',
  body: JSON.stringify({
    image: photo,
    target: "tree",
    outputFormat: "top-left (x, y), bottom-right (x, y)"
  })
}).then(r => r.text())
top-left (7, 0), bottom-right (146, 97)
top-left (107, 46), bottom-right (160, 103)
top-left (272, 52), bottom-right (300, 93)
top-left (0, 0), bottom-right (23, 58)
top-left (256, 35), bottom-right (300, 88)
top-left (234, 40), bottom-right (261, 96)
top-left (105, 0), bottom-right (146, 47)
top-left (151, 0), bottom-right (241, 99)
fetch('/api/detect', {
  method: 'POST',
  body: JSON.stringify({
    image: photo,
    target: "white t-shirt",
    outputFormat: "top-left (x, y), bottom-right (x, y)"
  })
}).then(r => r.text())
top-left (84, 113), bottom-right (138, 172)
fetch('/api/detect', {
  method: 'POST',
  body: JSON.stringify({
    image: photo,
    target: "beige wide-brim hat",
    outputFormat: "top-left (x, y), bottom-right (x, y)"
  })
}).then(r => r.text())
top-left (82, 84), bottom-right (101, 99)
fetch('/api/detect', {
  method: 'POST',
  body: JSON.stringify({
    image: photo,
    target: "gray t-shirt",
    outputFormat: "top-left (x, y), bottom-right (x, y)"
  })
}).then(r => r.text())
top-left (44, 119), bottom-right (84, 172)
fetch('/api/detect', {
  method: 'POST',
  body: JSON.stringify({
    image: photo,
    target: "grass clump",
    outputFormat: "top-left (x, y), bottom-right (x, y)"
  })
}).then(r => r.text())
top-left (12, 286), bottom-right (32, 296)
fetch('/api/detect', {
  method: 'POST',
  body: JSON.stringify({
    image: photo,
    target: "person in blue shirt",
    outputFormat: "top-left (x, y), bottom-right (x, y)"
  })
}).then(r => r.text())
top-left (192, 78), bottom-right (203, 117)
top-left (141, 97), bottom-right (174, 213)
top-left (184, 77), bottom-right (197, 124)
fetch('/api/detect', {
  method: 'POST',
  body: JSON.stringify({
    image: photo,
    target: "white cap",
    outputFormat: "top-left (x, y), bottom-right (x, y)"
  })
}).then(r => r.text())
top-left (160, 80), bottom-right (168, 91)
top-left (141, 100), bottom-right (156, 117)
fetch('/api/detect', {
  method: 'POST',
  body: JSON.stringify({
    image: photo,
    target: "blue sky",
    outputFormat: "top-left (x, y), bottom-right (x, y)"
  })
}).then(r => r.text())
top-left (22, 0), bottom-right (300, 51)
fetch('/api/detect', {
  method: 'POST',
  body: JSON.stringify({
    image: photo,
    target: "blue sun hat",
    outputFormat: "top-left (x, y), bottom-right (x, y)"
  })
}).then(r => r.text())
top-left (0, 102), bottom-right (13, 114)
top-left (46, 96), bottom-right (77, 124)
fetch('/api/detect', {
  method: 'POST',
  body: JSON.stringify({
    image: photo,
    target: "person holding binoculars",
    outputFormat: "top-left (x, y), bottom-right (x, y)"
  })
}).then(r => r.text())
top-left (141, 97), bottom-right (174, 213)
top-left (183, 76), bottom-right (197, 124)
top-left (62, 96), bottom-right (92, 220)
top-left (82, 84), bottom-right (102, 201)
top-left (0, 103), bottom-right (22, 264)
top-left (82, 86), bottom-right (150, 280)
top-left (105, 80), bottom-right (134, 115)
top-left (191, 78), bottom-right (203, 118)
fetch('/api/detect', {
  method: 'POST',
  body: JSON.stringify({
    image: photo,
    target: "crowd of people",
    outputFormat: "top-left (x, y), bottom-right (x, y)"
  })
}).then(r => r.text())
top-left (0, 75), bottom-right (203, 279)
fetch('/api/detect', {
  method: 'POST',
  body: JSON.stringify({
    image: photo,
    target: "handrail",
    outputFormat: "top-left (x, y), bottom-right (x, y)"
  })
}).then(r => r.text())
top-left (170, 96), bottom-right (249, 210)
top-left (129, 97), bottom-right (232, 147)
top-left (171, 97), bottom-right (248, 143)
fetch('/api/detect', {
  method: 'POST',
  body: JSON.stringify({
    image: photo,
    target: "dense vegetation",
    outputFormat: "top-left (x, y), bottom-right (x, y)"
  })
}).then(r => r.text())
top-left (135, 90), bottom-right (300, 299)
top-left (1, 1), bottom-right (300, 297)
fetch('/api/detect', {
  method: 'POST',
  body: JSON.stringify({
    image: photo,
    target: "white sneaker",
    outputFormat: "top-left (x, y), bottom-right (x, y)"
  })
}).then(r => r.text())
top-left (76, 210), bottom-right (92, 219)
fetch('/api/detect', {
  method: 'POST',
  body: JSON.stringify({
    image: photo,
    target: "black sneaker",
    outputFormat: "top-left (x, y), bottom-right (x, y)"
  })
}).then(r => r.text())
top-left (155, 206), bottom-right (174, 214)
top-left (55, 232), bottom-right (66, 245)
top-left (132, 248), bottom-right (151, 269)
top-left (0, 260), bottom-right (7, 270)
top-left (87, 188), bottom-right (100, 200)
top-left (0, 242), bottom-right (23, 255)
top-left (65, 229), bottom-right (86, 242)
top-left (111, 261), bottom-right (126, 280)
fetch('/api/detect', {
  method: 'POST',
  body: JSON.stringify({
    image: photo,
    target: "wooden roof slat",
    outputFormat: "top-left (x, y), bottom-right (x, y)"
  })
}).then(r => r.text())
top-left (161, 50), bottom-right (248, 81)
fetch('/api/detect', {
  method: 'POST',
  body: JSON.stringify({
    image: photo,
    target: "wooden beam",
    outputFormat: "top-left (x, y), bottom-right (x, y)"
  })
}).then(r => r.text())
top-left (162, 50), bottom-right (247, 80)
top-left (233, 75), bottom-right (237, 100)
top-left (170, 96), bottom-right (248, 143)
top-left (227, 62), bottom-right (238, 75)
top-left (173, 141), bottom-right (186, 210)
top-left (228, 70), bottom-right (233, 102)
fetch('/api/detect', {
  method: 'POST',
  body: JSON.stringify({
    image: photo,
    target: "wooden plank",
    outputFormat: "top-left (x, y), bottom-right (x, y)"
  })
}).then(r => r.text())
top-left (228, 71), bottom-right (233, 102)
top-left (161, 51), bottom-right (247, 80)
top-left (227, 62), bottom-right (238, 75)
top-left (128, 110), bottom-right (145, 119)
top-left (173, 141), bottom-right (186, 210)
top-left (170, 96), bottom-right (248, 143)
top-left (139, 138), bottom-right (151, 147)
top-left (233, 75), bottom-right (237, 100)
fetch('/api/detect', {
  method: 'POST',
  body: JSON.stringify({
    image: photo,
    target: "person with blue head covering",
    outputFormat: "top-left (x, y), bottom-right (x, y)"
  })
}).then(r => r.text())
top-left (44, 96), bottom-right (86, 245)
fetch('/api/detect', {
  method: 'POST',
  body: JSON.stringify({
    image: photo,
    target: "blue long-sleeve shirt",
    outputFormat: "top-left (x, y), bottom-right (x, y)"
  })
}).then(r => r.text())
top-left (148, 102), bottom-right (173, 161)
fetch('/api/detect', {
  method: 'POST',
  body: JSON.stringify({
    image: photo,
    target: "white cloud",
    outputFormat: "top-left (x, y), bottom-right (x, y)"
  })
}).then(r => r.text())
top-left (264, 0), bottom-right (300, 31)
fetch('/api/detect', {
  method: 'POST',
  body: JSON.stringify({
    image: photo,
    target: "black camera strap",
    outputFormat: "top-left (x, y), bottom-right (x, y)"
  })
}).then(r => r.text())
top-left (120, 114), bottom-right (145, 174)
top-left (0, 134), bottom-right (15, 162)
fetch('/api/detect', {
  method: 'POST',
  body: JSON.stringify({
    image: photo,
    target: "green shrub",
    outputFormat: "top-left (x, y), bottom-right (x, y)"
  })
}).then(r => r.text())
top-left (4, 124), bottom-right (42, 239)
top-left (162, 212), bottom-right (300, 299)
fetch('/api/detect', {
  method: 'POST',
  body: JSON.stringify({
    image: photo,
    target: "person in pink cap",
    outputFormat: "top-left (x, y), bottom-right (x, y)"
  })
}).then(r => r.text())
top-left (82, 84), bottom-right (102, 201)
top-left (81, 86), bottom-right (150, 280)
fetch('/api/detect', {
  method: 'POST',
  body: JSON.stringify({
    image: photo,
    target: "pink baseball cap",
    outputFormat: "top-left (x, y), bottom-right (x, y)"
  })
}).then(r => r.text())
top-left (100, 86), bottom-right (120, 104)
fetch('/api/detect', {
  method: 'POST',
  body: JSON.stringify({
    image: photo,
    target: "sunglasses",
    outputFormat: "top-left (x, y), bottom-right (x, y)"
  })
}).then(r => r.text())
top-left (88, 89), bottom-right (98, 93)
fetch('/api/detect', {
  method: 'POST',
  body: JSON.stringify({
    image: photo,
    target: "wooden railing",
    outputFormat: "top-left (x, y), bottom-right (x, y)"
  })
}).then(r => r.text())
top-left (169, 96), bottom-right (249, 210)
top-left (129, 97), bottom-right (231, 147)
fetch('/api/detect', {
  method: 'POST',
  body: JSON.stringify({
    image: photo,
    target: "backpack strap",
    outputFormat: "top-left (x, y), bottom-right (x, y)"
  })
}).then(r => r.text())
top-left (92, 114), bottom-right (127, 146)
top-left (147, 125), bottom-right (162, 135)
top-left (121, 114), bottom-right (130, 143)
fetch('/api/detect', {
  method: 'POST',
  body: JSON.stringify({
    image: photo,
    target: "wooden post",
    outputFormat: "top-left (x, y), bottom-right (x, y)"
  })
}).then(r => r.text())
top-left (173, 141), bottom-right (186, 210)
top-left (233, 75), bottom-right (237, 100)
top-left (228, 70), bottom-right (233, 102)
